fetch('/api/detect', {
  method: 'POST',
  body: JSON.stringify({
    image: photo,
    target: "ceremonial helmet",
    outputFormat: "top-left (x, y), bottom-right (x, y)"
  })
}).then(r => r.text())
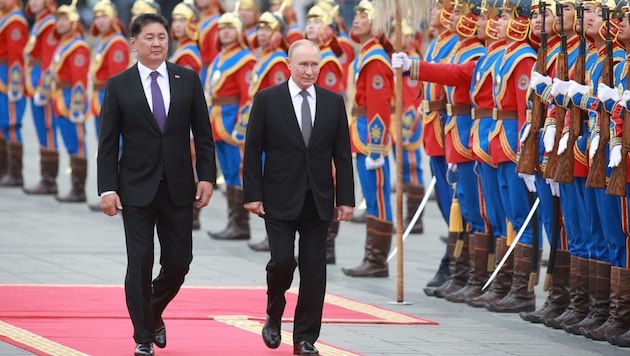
top-left (317, 0), bottom-right (348, 33)
top-left (238, 0), bottom-right (261, 11)
top-left (171, 0), bottom-right (199, 41)
top-left (308, 4), bottom-right (335, 27)
top-left (217, 8), bottom-right (248, 49)
top-left (529, 0), bottom-right (557, 45)
top-left (502, 0), bottom-right (532, 41)
top-left (354, 0), bottom-right (375, 20)
top-left (255, 10), bottom-right (288, 50)
top-left (479, 0), bottom-right (502, 39)
top-left (452, 0), bottom-right (483, 37)
top-left (597, 0), bottom-right (622, 42)
top-left (90, 0), bottom-right (125, 36)
top-left (439, 0), bottom-right (456, 29)
top-left (130, 0), bottom-right (161, 16)
top-left (57, 0), bottom-right (80, 23)
top-left (25, 0), bottom-right (57, 18)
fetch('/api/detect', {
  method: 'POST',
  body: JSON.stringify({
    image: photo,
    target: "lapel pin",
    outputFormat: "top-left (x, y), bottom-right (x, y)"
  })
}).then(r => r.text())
top-left (175, 74), bottom-right (180, 79)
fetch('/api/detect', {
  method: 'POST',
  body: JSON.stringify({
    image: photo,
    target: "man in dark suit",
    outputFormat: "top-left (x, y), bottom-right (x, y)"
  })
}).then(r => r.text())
top-left (243, 39), bottom-right (355, 356)
top-left (96, 13), bottom-right (216, 356)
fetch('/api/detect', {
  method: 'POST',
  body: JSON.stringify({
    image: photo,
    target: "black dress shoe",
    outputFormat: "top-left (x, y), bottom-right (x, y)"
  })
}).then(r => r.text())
top-left (262, 316), bottom-right (281, 349)
top-left (293, 340), bottom-right (319, 355)
top-left (153, 324), bottom-right (166, 348)
top-left (134, 342), bottom-right (154, 356)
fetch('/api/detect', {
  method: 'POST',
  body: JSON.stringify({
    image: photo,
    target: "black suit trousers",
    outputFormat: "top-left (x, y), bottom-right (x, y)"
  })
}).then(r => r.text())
top-left (264, 189), bottom-right (328, 344)
top-left (122, 180), bottom-right (193, 343)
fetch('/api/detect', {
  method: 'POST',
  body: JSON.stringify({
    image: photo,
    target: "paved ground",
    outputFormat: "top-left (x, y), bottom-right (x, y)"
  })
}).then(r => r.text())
top-left (1, 112), bottom-right (628, 355)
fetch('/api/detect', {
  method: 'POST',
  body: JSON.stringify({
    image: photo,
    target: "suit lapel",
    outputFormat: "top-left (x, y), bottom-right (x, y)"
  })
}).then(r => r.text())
top-left (165, 62), bottom-right (183, 132)
top-left (311, 86), bottom-right (327, 143)
top-left (279, 82), bottom-right (305, 146)
top-left (124, 64), bottom-right (161, 132)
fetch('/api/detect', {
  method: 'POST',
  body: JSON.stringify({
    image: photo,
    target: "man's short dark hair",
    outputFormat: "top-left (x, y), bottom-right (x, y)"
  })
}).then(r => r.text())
top-left (131, 13), bottom-right (169, 38)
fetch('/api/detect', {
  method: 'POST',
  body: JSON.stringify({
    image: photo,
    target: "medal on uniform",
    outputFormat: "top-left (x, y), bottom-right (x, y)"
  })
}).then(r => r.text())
top-left (211, 70), bottom-right (221, 87)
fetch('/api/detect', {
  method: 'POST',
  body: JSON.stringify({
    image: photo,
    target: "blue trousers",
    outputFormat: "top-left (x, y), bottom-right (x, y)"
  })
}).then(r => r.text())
top-left (215, 140), bottom-right (242, 187)
top-left (429, 156), bottom-right (451, 224)
top-left (356, 154), bottom-right (392, 222)
top-left (478, 162), bottom-right (506, 237)
top-left (497, 161), bottom-right (535, 246)
top-left (54, 116), bottom-right (86, 157)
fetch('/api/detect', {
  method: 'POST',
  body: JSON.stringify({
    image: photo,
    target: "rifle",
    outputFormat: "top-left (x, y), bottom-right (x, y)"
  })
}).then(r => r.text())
top-left (606, 74), bottom-right (630, 196)
top-left (586, 2), bottom-right (613, 188)
top-left (517, 0), bottom-right (548, 174)
top-left (544, 0), bottom-right (569, 179)
top-left (555, 1), bottom-right (586, 184)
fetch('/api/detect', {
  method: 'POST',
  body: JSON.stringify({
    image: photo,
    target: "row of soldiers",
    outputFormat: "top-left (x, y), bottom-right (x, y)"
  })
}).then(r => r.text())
top-left (387, 0), bottom-right (630, 348)
top-left (0, 0), bottom-right (430, 286)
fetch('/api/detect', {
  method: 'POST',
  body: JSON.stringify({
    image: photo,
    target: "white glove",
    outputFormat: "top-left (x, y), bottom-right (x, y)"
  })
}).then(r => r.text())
top-left (551, 78), bottom-right (572, 97)
top-left (447, 162), bottom-right (458, 173)
top-left (69, 112), bottom-right (84, 123)
top-left (543, 125), bottom-right (556, 153)
top-left (609, 145), bottom-right (623, 168)
top-left (620, 90), bottom-right (630, 109)
top-left (589, 133), bottom-right (600, 160)
top-left (519, 173), bottom-right (537, 193)
top-left (33, 92), bottom-right (47, 107)
top-left (557, 132), bottom-right (569, 155)
top-left (546, 178), bottom-right (560, 197)
top-left (365, 156), bottom-right (385, 170)
top-left (520, 122), bottom-right (531, 144)
top-left (530, 71), bottom-right (552, 90)
top-left (597, 82), bottom-right (620, 103)
top-left (391, 52), bottom-right (411, 72)
top-left (7, 90), bottom-right (23, 102)
top-left (567, 80), bottom-right (589, 97)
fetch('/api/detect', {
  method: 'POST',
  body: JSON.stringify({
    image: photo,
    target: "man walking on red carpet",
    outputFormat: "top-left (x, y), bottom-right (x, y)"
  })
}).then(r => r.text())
top-left (243, 39), bottom-right (355, 355)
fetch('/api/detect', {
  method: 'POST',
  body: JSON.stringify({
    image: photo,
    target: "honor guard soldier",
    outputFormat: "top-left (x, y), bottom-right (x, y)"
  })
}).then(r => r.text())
top-left (195, 0), bottom-right (223, 89)
top-left (282, 4), bottom-right (345, 263)
top-left (237, 0), bottom-right (261, 49)
top-left (0, 0), bottom-right (28, 186)
top-left (246, 10), bottom-right (293, 252)
top-left (394, 0), bottom-right (488, 298)
top-left (341, 0), bottom-right (395, 278)
top-left (49, 0), bottom-right (90, 202)
top-left (269, 0), bottom-right (302, 44)
top-left (206, 11), bottom-right (257, 241)
top-left (22, 0), bottom-right (59, 195)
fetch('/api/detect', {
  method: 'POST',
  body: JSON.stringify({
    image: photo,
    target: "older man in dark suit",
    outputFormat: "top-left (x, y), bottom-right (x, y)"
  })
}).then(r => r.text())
top-left (243, 39), bottom-right (354, 356)
top-left (97, 13), bottom-right (215, 356)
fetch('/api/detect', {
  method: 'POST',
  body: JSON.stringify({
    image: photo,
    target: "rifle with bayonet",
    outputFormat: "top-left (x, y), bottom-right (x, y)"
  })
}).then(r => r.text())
top-left (586, 2), bottom-right (613, 188)
top-left (544, 0), bottom-right (569, 179)
top-left (517, 0), bottom-right (548, 174)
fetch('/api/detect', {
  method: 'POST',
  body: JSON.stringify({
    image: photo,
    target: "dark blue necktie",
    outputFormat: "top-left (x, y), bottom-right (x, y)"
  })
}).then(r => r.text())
top-left (150, 71), bottom-right (166, 131)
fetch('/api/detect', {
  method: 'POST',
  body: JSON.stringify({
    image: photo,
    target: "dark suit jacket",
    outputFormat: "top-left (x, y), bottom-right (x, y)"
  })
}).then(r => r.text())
top-left (97, 62), bottom-right (216, 207)
top-left (243, 81), bottom-right (354, 221)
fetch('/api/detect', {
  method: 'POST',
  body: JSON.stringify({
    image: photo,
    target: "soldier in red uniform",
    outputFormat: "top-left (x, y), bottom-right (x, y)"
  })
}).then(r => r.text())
top-left (245, 9), bottom-right (295, 252)
top-left (341, 0), bottom-right (395, 278)
top-left (0, 0), bottom-right (28, 187)
top-left (22, 0), bottom-right (59, 194)
top-left (195, 0), bottom-right (223, 88)
top-left (237, 0), bottom-right (260, 49)
top-left (206, 11), bottom-right (257, 240)
top-left (269, 0), bottom-right (302, 44)
top-left (48, 0), bottom-right (90, 202)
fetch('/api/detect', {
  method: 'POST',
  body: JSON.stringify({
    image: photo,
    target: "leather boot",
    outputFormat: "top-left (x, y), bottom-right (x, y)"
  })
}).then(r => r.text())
top-left (208, 185), bottom-right (250, 240)
top-left (341, 216), bottom-right (392, 277)
top-left (434, 232), bottom-right (471, 299)
top-left (562, 259), bottom-right (599, 334)
top-left (326, 208), bottom-right (339, 264)
top-left (56, 155), bottom-right (87, 202)
top-left (488, 243), bottom-right (536, 313)
top-left (571, 260), bottom-right (611, 335)
top-left (607, 268), bottom-right (630, 346)
top-left (520, 249), bottom-right (570, 323)
top-left (447, 233), bottom-right (489, 303)
top-left (468, 237), bottom-right (513, 308)
top-left (0, 142), bottom-right (23, 186)
top-left (588, 267), bottom-right (630, 341)
top-left (24, 149), bottom-right (58, 194)
top-left (0, 138), bottom-right (7, 178)
top-left (248, 236), bottom-right (270, 251)
top-left (545, 256), bottom-right (590, 329)
top-left (404, 184), bottom-right (424, 234)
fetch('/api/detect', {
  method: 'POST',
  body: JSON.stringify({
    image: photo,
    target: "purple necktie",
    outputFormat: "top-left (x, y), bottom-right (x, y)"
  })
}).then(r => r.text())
top-left (150, 71), bottom-right (166, 131)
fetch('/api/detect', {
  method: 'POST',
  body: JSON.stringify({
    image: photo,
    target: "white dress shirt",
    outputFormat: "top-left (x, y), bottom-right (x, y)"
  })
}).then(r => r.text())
top-left (137, 61), bottom-right (171, 115)
top-left (288, 77), bottom-right (316, 130)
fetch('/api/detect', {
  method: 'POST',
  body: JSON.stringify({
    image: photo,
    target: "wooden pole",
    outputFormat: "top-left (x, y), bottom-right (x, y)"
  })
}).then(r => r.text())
top-left (393, 2), bottom-right (404, 304)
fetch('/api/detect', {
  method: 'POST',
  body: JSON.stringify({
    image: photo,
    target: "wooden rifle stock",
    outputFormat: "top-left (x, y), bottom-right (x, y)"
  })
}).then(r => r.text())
top-left (517, 46), bottom-right (547, 174)
top-left (544, 50), bottom-right (568, 179)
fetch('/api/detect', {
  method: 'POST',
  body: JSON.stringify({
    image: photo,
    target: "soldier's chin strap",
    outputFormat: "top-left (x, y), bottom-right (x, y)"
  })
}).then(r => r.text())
top-left (482, 197), bottom-right (540, 291)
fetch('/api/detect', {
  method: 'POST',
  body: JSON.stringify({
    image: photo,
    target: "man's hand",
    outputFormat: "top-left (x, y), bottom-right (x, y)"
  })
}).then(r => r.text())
top-left (365, 156), bottom-right (385, 170)
top-left (101, 193), bottom-right (123, 216)
top-left (589, 134), bottom-right (600, 160)
top-left (567, 80), bottom-right (589, 98)
top-left (621, 90), bottom-right (630, 109)
top-left (609, 145), bottom-right (623, 168)
top-left (530, 71), bottom-right (552, 94)
top-left (520, 122), bottom-right (531, 144)
top-left (195, 181), bottom-right (214, 208)
top-left (244, 201), bottom-right (265, 216)
top-left (543, 125), bottom-right (556, 153)
top-left (546, 178), bottom-right (560, 197)
top-left (8, 90), bottom-right (23, 102)
top-left (336, 205), bottom-right (354, 221)
top-left (33, 91), bottom-right (47, 106)
top-left (550, 78), bottom-right (572, 97)
top-left (557, 132), bottom-right (569, 155)
top-left (70, 112), bottom-right (85, 123)
top-left (518, 173), bottom-right (537, 193)
top-left (391, 52), bottom-right (411, 71)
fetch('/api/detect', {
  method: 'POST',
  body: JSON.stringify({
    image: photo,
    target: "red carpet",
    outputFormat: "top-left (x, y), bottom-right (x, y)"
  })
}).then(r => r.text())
top-left (0, 285), bottom-right (436, 355)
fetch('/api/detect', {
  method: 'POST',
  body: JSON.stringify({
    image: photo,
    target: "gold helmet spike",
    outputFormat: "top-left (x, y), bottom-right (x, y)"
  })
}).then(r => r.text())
top-left (93, 0), bottom-right (117, 19)
top-left (57, 0), bottom-right (80, 22)
top-left (218, 12), bottom-right (244, 34)
top-left (172, 0), bottom-right (197, 22)
top-left (354, 0), bottom-right (374, 20)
